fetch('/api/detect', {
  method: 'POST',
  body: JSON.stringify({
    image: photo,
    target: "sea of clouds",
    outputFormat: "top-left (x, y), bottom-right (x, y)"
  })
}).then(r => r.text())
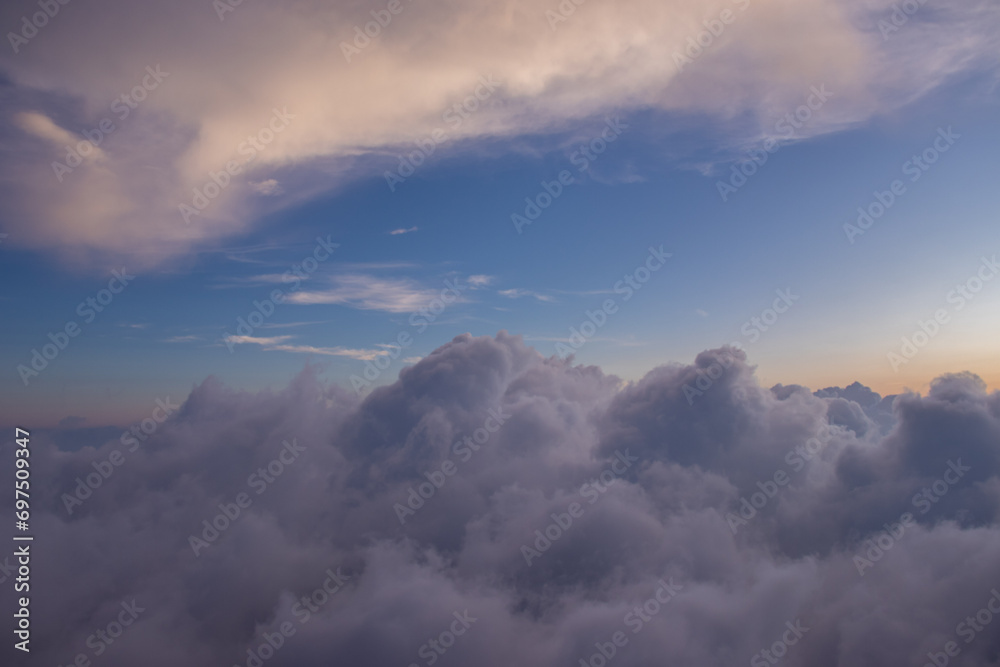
top-left (4, 332), bottom-right (1000, 667)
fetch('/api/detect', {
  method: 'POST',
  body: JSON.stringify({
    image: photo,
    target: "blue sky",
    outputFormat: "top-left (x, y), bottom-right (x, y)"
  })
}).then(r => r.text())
top-left (2, 0), bottom-right (999, 426)
top-left (7, 3), bottom-right (1000, 665)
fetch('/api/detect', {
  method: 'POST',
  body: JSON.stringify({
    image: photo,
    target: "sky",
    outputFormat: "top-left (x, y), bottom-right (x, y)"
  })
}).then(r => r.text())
top-left (1, 0), bottom-right (999, 427)
top-left (3, 1), bottom-right (1000, 666)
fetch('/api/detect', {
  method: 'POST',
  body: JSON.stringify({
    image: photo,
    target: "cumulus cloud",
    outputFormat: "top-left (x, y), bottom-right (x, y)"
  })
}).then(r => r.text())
top-left (1, 0), bottom-right (998, 268)
top-left (6, 333), bottom-right (1000, 666)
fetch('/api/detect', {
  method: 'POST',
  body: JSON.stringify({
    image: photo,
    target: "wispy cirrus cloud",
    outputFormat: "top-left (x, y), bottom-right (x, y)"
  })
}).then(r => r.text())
top-left (333, 262), bottom-right (421, 271)
top-left (15, 111), bottom-right (107, 163)
top-left (287, 274), bottom-right (456, 313)
top-left (499, 288), bottom-right (555, 303)
top-left (162, 335), bottom-right (202, 343)
top-left (389, 226), bottom-right (419, 235)
top-left (223, 334), bottom-right (386, 360)
top-left (468, 275), bottom-right (494, 288)
top-left (258, 320), bottom-right (329, 329)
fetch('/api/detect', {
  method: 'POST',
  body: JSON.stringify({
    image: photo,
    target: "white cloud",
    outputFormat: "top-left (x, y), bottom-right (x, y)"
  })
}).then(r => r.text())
top-left (287, 274), bottom-right (451, 313)
top-left (15, 112), bottom-right (104, 163)
top-left (499, 288), bottom-right (555, 302)
top-left (224, 335), bottom-right (294, 346)
top-left (1, 0), bottom-right (997, 267)
top-left (259, 320), bottom-right (328, 329)
top-left (250, 179), bottom-right (284, 195)
top-left (468, 275), bottom-right (494, 288)
top-left (223, 334), bottom-right (386, 360)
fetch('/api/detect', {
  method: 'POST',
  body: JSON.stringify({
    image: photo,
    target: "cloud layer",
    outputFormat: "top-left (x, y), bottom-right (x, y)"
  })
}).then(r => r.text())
top-left (6, 333), bottom-right (1000, 666)
top-left (1, 0), bottom-right (999, 267)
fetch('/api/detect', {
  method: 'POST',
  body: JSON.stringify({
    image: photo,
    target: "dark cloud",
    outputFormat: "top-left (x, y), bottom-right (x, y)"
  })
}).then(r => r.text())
top-left (4, 333), bottom-right (1000, 666)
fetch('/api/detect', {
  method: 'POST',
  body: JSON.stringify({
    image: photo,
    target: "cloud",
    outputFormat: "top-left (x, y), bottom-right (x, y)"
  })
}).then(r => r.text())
top-left (224, 334), bottom-right (293, 346)
top-left (250, 178), bottom-right (284, 196)
top-left (468, 275), bottom-right (494, 288)
top-left (288, 274), bottom-right (457, 312)
top-left (15, 111), bottom-right (105, 163)
top-left (1, 0), bottom-right (997, 268)
top-left (224, 334), bottom-right (386, 360)
top-left (162, 335), bottom-right (201, 343)
top-left (8, 333), bottom-right (1000, 666)
top-left (498, 288), bottom-right (555, 302)
top-left (259, 320), bottom-right (328, 329)
top-left (389, 226), bottom-right (419, 235)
